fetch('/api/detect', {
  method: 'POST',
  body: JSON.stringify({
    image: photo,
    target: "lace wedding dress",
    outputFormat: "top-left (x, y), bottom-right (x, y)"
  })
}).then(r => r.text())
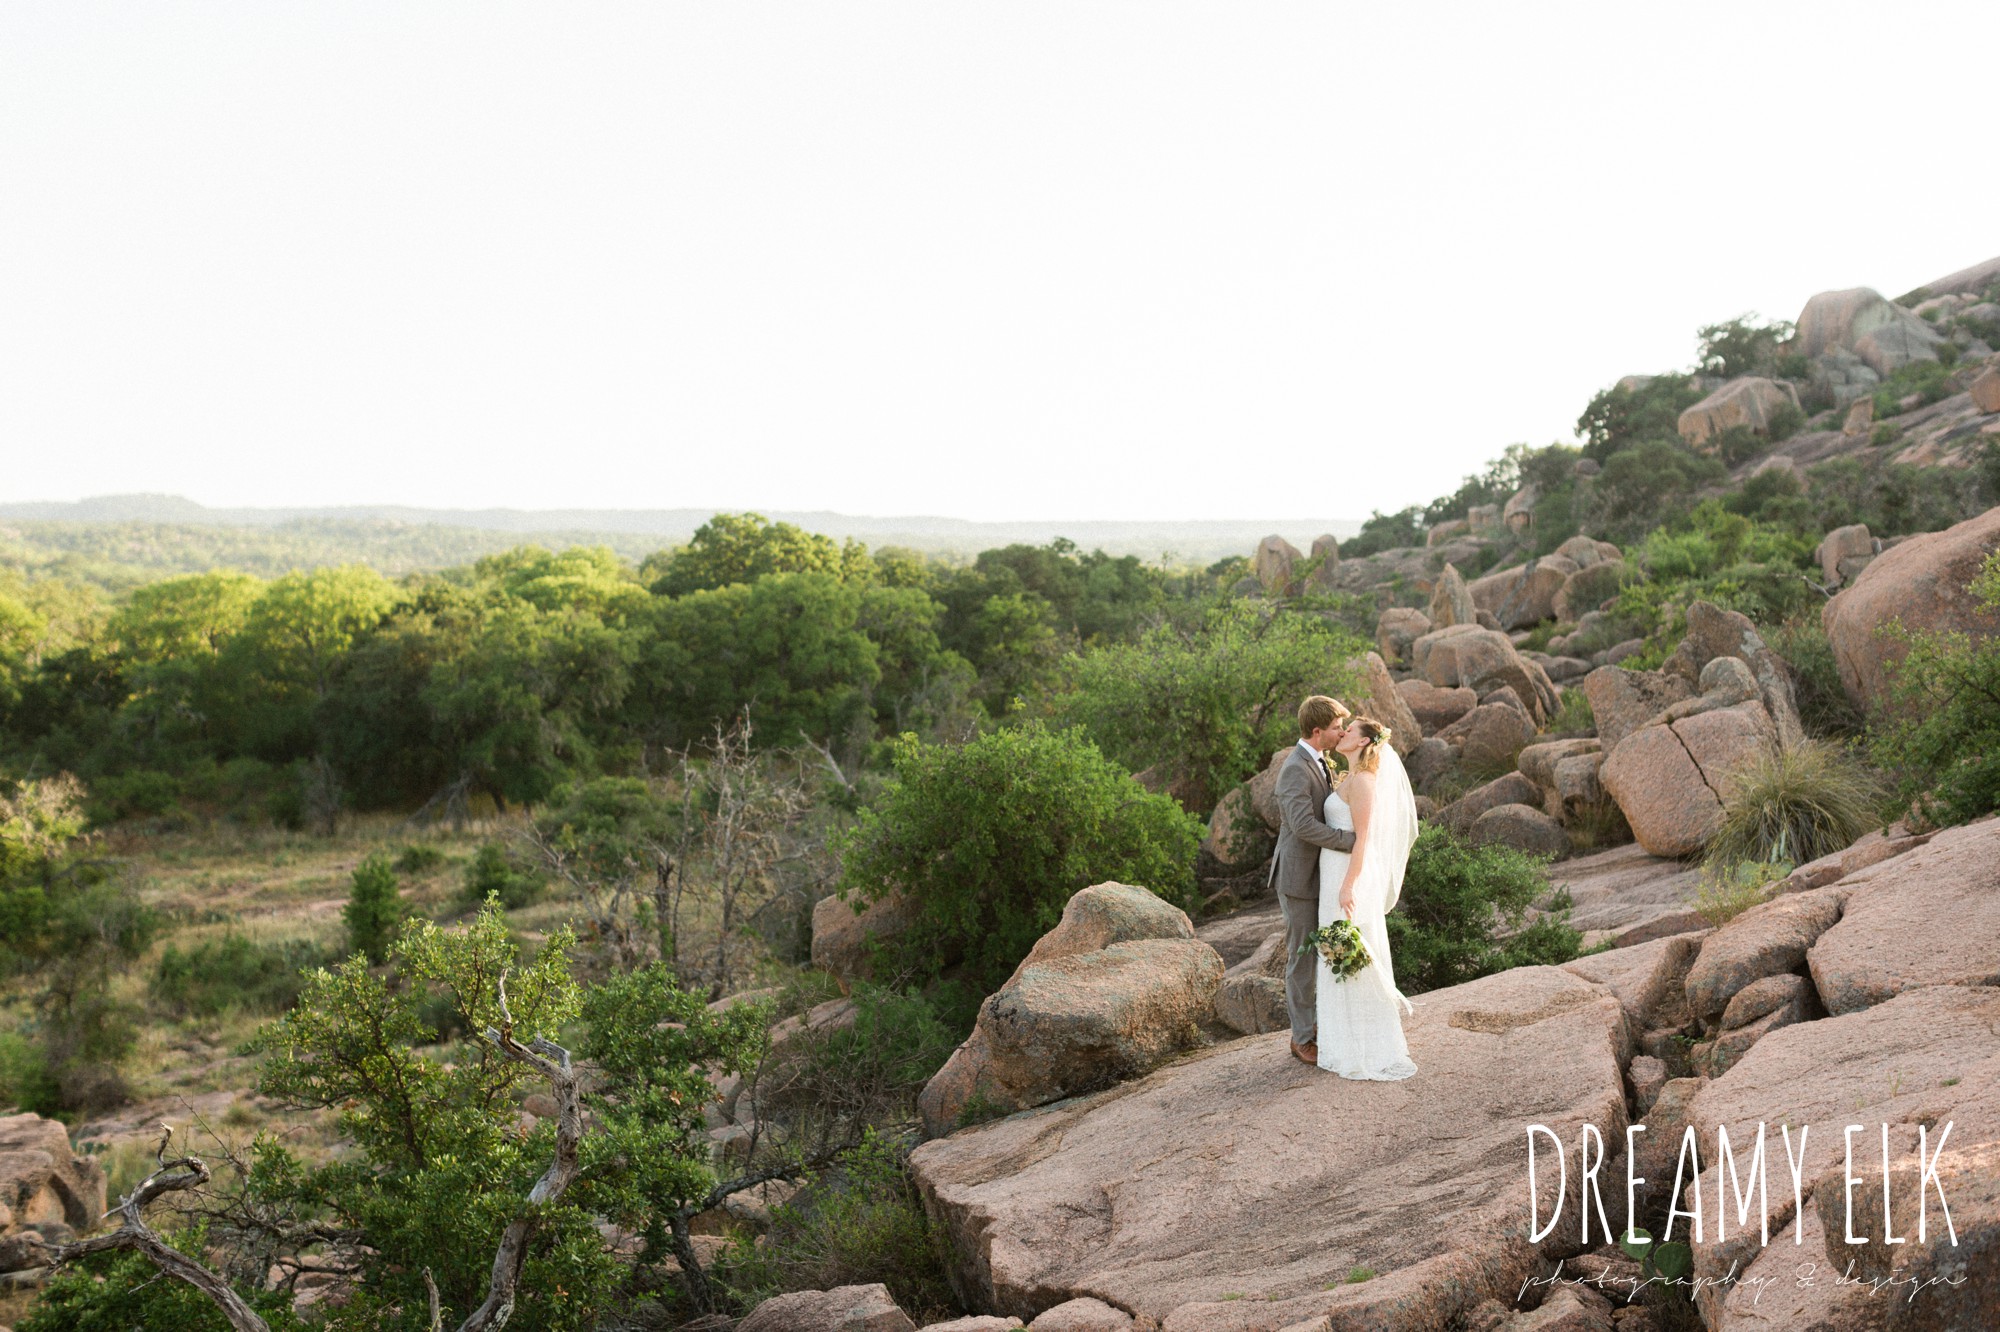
top-left (1316, 746), bottom-right (1420, 1081)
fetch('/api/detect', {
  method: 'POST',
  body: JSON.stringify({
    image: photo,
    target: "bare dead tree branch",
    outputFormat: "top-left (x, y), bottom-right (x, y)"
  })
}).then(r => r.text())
top-left (454, 969), bottom-right (586, 1332)
top-left (48, 1126), bottom-right (272, 1332)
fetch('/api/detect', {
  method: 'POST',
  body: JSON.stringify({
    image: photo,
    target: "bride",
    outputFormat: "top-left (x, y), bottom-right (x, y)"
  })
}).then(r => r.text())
top-left (1316, 716), bottom-right (1420, 1081)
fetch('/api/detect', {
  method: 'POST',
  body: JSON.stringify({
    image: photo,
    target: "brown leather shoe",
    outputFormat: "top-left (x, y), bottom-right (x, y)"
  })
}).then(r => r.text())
top-left (1290, 1040), bottom-right (1317, 1064)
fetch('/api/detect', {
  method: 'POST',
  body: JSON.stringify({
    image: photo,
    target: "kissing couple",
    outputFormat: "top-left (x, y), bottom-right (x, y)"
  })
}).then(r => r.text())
top-left (1266, 695), bottom-right (1421, 1080)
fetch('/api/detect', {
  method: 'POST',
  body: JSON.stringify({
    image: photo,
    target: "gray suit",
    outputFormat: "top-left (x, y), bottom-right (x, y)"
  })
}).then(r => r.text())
top-left (1268, 744), bottom-right (1357, 1044)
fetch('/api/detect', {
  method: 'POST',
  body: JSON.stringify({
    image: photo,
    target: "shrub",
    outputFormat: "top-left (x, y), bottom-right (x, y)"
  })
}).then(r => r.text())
top-left (1871, 360), bottom-right (1954, 419)
top-left (1689, 860), bottom-right (1790, 928)
top-left (1543, 689), bottom-right (1596, 739)
top-left (343, 851), bottom-right (402, 963)
top-left (1696, 315), bottom-right (1796, 380)
top-left (1871, 552), bottom-right (2000, 825)
top-left (459, 840), bottom-right (545, 910)
top-left (1705, 741), bottom-right (1883, 868)
top-left (0, 775), bottom-right (155, 1113)
top-left (1769, 614), bottom-right (1864, 739)
top-left (1806, 454), bottom-right (1982, 539)
top-left (755, 982), bottom-right (961, 1127)
top-left (1384, 827), bottom-right (1581, 995)
top-left (20, 1225), bottom-right (305, 1332)
top-left (836, 724), bottom-right (1203, 996)
top-left (152, 934), bottom-right (327, 1018)
top-left (717, 1129), bottom-right (958, 1322)
top-left (1043, 600), bottom-right (1366, 812)
top-left (394, 843), bottom-right (447, 874)
top-left (1585, 440), bottom-right (1728, 543)
top-left (1340, 506), bottom-right (1429, 558)
top-left (1576, 374), bottom-right (1706, 461)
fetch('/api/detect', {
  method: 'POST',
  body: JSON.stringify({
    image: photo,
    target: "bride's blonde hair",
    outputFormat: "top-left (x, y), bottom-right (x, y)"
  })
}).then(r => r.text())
top-left (1348, 717), bottom-right (1393, 773)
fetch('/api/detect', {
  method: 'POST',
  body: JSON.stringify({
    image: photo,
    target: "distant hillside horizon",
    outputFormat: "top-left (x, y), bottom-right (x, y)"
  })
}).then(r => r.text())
top-left (0, 494), bottom-right (1363, 564)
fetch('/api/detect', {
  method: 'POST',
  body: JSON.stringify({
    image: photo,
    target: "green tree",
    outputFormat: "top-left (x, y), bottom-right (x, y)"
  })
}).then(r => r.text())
top-left (1385, 826), bottom-right (1581, 994)
top-left (1575, 373), bottom-right (1705, 460)
top-left (254, 907), bottom-right (614, 1331)
top-left (649, 512), bottom-right (870, 596)
top-left (633, 573), bottom-right (880, 751)
top-left (218, 566), bottom-right (400, 761)
top-left (0, 775), bottom-right (154, 1112)
top-left (1584, 438), bottom-right (1728, 542)
top-left (1339, 506), bottom-right (1428, 558)
top-left (471, 544), bottom-right (647, 619)
top-left (343, 852), bottom-right (402, 964)
top-left (1872, 551), bottom-right (2000, 825)
top-left (836, 724), bottom-right (1202, 996)
top-left (1696, 314), bottom-right (1796, 379)
top-left (1044, 601), bottom-right (1367, 812)
top-left (109, 570), bottom-right (263, 662)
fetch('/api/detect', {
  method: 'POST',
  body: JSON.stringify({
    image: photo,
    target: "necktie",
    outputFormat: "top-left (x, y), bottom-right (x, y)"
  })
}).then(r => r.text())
top-left (1319, 755), bottom-right (1332, 786)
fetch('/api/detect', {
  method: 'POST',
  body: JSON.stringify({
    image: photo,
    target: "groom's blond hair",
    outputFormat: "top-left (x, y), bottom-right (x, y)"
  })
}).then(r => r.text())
top-left (1298, 695), bottom-right (1351, 737)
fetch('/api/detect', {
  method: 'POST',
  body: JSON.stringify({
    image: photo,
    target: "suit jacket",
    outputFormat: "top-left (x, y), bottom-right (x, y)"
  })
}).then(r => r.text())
top-left (1268, 744), bottom-right (1357, 900)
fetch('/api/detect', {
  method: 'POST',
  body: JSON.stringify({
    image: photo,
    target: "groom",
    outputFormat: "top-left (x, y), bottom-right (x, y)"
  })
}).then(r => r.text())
top-left (1269, 695), bottom-right (1357, 1066)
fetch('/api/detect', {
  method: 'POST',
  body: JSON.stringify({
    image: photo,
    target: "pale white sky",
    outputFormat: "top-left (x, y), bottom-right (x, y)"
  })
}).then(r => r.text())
top-left (3, 2), bottom-right (1994, 523)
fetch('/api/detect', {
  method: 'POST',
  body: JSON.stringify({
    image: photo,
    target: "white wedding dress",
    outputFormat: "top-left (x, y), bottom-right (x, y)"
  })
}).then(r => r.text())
top-left (1316, 745), bottom-right (1420, 1081)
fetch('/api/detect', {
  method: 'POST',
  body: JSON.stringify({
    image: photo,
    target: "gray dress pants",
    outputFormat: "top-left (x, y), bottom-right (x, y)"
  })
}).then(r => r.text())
top-left (1279, 888), bottom-right (1318, 1044)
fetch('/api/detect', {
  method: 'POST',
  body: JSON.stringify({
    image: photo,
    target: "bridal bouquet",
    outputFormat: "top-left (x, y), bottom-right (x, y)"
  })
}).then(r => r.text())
top-left (1301, 920), bottom-right (1372, 981)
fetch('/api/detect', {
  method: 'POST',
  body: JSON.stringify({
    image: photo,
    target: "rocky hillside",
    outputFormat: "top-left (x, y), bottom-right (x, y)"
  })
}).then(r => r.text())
top-left (728, 257), bottom-right (2000, 1331)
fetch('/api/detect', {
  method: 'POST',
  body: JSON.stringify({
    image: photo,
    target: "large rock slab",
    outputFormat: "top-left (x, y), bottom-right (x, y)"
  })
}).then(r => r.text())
top-left (1377, 606), bottom-right (1432, 667)
top-left (1351, 649), bottom-right (1423, 750)
top-left (1561, 930), bottom-right (1707, 1035)
top-left (1429, 563), bottom-right (1477, 629)
top-left (1552, 560), bottom-right (1626, 625)
top-left (1204, 784), bottom-right (1275, 874)
top-left (1822, 504), bottom-right (2000, 715)
top-left (1667, 601), bottom-right (1805, 752)
top-left (1677, 376), bottom-right (1802, 449)
top-left (1599, 701), bottom-right (1776, 859)
top-left (1470, 556), bottom-right (1579, 630)
top-left (1413, 625), bottom-right (1557, 723)
top-left (1777, 823), bottom-right (1931, 894)
top-left (1684, 986), bottom-right (2000, 1328)
top-left (739, 1283), bottom-right (917, 1332)
top-left (910, 967), bottom-right (1629, 1329)
top-left (1470, 804), bottom-right (1569, 858)
top-left (1028, 1297), bottom-right (1133, 1330)
top-left (1794, 286), bottom-right (1945, 375)
top-left (1549, 844), bottom-right (1706, 949)
top-left (1683, 886), bottom-right (1845, 1025)
top-left (1255, 536), bottom-right (1303, 596)
top-left (1247, 747), bottom-right (1291, 832)
top-left (1434, 701), bottom-right (1537, 771)
top-left (1214, 931), bottom-right (1288, 1036)
top-left (813, 888), bottom-right (921, 989)
top-left (1579, 666), bottom-right (1694, 754)
top-left (1397, 679), bottom-right (1477, 732)
top-left (0, 1113), bottom-right (105, 1235)
top-left (919, 883), bottom-right (1217, 1136)
top-left (1517, 739), bottom-right (1601, 798)
top-left (1195, 899), bottom-right (1286, 970)
top-left (1436, 771), bottom-right (1543, 835)
top-left (1807, 816), bottom-right (2000, 1015)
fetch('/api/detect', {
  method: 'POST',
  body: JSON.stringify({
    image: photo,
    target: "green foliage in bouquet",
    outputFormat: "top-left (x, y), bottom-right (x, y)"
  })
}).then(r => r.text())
top-left (1299, 919), bottom-right (1372, 982)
